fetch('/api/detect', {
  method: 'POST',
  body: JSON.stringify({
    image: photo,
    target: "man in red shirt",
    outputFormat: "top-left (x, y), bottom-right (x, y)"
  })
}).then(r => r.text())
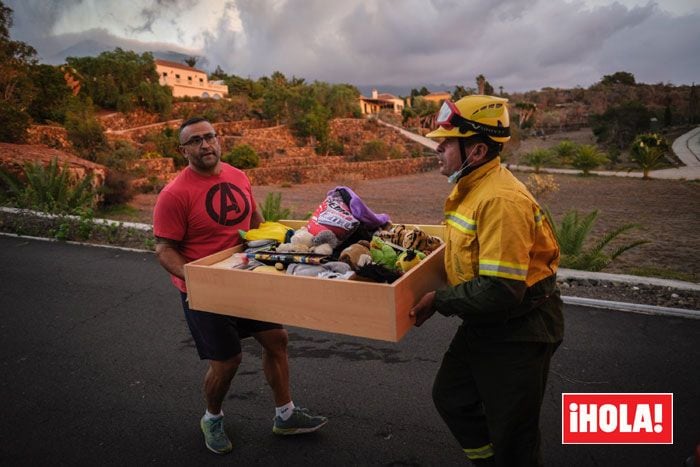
top-left (153, 117), bottom-right (327, 455)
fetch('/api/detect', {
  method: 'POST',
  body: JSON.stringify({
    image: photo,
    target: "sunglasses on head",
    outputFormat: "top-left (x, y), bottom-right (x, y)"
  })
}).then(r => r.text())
top-left (435, 101), bottom-right (510, 138)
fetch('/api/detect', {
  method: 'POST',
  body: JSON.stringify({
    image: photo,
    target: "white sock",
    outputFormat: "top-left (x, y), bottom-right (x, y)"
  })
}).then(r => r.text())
top-left (204, 409), bottom-right (223, 420)
top-left (275, 401), bottom-right (295, 420)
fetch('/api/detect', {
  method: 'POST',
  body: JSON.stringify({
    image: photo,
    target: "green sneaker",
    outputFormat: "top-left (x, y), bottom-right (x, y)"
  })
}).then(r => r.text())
top-left (273, 407), bottom-right (328, 435)
top-left (200, 416), bottom-right (233, 454)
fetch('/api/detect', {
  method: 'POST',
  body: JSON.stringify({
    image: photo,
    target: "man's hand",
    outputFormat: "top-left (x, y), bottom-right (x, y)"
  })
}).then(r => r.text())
top-left (409, 291), bottom-right (437, 327)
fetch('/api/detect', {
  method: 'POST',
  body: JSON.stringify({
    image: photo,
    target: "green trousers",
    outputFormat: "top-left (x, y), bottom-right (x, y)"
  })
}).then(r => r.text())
top-left (432, 325), bottom-right (560, 467)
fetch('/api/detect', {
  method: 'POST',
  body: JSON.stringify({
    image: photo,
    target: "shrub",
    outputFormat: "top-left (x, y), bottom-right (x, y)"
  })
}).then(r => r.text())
top-left (572, 145), bottom-right (608, 175)
top-left (552, 140), bottom-right (578, 165)
top-left (64, 98), bottom-right (107, 161)
top-left (525, 174), bottom-right (559, 200)
top-left (545, 209), bottom-right (648, 271)
top-left (100, 170), bottom-right (134, 206)
top-left (95, 139), bottom-right (141, 170)
top-left (355, 140), bottom-right (402, 161)
top-left (260, 192), bottom-right (291, 221)
top-left (222, 144), bottom-right (260, 169)
top-left (0, 105), bottom-right (31, 143)
top-left (0, 158), bottom-right (96, 214)
top-left (521, 149), bottom-right (554, 173)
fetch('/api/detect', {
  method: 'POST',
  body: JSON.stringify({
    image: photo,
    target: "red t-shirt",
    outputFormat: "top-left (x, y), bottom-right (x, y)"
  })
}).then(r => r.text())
top-left (153, 163), bottom-right (257, 292)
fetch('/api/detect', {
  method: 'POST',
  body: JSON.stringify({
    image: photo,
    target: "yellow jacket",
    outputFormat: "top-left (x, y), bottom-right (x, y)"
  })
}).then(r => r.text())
top-left (444, 157), bottom-right (559, 287)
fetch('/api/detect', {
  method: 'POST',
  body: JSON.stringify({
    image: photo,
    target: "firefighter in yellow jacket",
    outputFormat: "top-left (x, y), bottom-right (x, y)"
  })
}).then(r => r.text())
top-left (410, 95), bottom-right (564, 467)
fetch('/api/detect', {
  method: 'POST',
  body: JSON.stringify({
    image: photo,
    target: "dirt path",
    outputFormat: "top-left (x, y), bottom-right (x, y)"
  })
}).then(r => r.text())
top-left (125, 168), bottom-right (699, 281)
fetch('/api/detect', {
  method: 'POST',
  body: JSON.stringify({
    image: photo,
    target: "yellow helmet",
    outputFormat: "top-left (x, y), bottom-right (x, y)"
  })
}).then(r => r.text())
top-left (426, 95), bottom-right (510, 143)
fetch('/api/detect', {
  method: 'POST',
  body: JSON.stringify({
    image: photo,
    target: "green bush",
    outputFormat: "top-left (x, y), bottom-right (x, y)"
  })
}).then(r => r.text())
top-left (222, 144), bottom-right (260, 169)
top-left (552, 140), bottom-right (578, 165)
top-left (100, 170), bottom-right (134, 206)
top-left (545, 209), bottom-right (648, 271)
top-left (0, 105), bottom-right (31, 143)
top-left (572, 145), bottom-right (608, 175)
top-left (260, 192), bottom-right (291, 221)
top-left (64, 98), bottom-right (107, 161)
top-left (355, 140), bottom-right (402, 161)
top-left (95, 139), bottom-right (140, 170)
top-left (521, 149), bottom-right (554, 173)
top-left (0, 158), bottom-right (96, 214)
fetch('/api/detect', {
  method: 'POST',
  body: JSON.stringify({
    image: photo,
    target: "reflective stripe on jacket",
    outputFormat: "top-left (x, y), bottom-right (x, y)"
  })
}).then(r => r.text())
top-left (443, 157), bottom-right (560, 288)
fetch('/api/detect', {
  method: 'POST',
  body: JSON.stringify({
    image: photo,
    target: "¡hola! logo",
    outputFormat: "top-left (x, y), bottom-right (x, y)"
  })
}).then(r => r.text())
top-left (562, 393), bottom-right (673, 444)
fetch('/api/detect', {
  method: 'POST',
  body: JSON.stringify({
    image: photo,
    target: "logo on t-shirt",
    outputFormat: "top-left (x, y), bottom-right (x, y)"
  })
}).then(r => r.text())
top-left (205, 182), bottom-right (250, 226)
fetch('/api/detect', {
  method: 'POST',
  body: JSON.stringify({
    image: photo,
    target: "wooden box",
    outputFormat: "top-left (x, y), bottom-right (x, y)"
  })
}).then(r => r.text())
top-left (184, 221), bottom-right (446, 342)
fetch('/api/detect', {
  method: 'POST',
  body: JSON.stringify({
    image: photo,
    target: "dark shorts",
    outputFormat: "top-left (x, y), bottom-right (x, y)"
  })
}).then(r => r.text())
top-left (180, 292), bottom-right (283, 361)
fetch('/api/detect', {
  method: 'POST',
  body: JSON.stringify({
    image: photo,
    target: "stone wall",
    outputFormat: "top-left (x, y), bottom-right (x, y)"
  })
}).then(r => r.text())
top-left (330, 118), bottom-right (424, 158)
top-left (126, 157), bottom-right (175, 174)
top-left (245, 156), bottom-right (438, 186)
top-left (26, 125), bottom-right (73, 152)
top-left (0, 143), bottom-right (107, 190)
top-left (100, 109), bottom-right (161, 131)
top-left (214, 120), bottom-right (271, 135)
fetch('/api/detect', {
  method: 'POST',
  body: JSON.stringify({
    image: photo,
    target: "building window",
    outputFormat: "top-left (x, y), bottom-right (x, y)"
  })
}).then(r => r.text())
top-left (162, 72), bottom-right (167, 77)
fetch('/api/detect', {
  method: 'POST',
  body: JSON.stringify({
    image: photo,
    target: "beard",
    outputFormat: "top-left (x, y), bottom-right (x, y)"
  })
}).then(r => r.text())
top-left (189, 150), bottom-right (220, 170)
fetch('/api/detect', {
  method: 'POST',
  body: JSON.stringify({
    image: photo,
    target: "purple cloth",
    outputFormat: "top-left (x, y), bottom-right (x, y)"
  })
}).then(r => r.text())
top-left (328, 186), bottom-right (391, 229)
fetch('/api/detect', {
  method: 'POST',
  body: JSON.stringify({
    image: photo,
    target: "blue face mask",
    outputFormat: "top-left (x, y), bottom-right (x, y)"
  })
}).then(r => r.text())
top-left (447, 147), bottom-right (477, 184)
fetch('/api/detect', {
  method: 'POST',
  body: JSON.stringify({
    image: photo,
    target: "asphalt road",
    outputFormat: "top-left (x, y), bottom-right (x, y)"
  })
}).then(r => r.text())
top-left (1, 236), bottom-right (698, 466)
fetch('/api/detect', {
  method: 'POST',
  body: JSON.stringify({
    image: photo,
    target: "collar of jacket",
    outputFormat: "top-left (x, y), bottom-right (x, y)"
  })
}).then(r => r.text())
top-left (447, 156), bottom-right (501, 201)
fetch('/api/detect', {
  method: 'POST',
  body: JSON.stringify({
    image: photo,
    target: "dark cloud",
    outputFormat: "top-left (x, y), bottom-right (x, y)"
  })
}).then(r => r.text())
top-left (6, 0), bottom-right (699, 92)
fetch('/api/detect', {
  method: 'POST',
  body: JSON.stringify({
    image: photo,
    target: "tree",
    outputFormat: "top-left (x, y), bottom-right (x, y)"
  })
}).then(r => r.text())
top-left (475, 74), bottom-right (494, 95)
top-left (326, 83), bottom-right (361, 118)
top-left (64, 97), bottom-right (107, 161)
top-left (66, 48), bottom-right (172, 116)
top-left (514, 102), bottom-right (537, 128)
top-left (0, 1), bottom-right (37, 142)
top-left (689, 83), bottom-right (698, 124)
top-left (26, 64), bottom-right (73, 123)
top-left (589, 101), bottom-right (652, 150)
top-left (210, 65), bottom-right (227, 80)
top-left (452, 85), bottom-right (475, 100)
top-left (184, 56), bottom-right (198, 68)
top-left (600, 71), bottom-right (636, 86)
top-left (630, 133), bottom-right (669, 179)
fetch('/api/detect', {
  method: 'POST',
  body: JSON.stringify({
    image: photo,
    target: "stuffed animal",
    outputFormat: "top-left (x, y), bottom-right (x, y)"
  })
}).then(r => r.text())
top-left (369, 236), bottom-right (398, 271)
top-left (339, 240), bottom-right (372, 270)
top-left (376, 224), bottom-right (442, 254)
top-left (395, 249), bottom-right (427, 273)
top-left (276, 227), bottom-right (313, 253)
top-left (309, 230), bottom-right (338, 255)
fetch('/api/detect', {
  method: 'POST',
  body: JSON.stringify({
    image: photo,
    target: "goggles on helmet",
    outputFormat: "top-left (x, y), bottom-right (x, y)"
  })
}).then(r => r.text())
top-left (435, 100), bottom-right (510, 139)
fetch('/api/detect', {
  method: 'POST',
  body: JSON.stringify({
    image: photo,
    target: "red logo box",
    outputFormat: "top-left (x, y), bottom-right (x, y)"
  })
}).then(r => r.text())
top-left (562, 393), bottom-right (673, 444)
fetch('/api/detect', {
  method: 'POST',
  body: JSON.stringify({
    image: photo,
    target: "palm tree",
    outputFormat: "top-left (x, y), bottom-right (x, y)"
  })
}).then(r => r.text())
top-left (572, 145), bottom-right (608, 176)
top-left (630, 133), bottom-right (668, 179)
top-left (553, 140), bottom-right (578, 165)
top-left (521, 148), bottom-right (553, 173)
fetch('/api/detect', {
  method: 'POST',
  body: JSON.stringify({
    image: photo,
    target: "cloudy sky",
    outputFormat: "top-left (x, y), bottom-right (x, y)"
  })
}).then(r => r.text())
top-left (6, 0), bottom-right (699, 93)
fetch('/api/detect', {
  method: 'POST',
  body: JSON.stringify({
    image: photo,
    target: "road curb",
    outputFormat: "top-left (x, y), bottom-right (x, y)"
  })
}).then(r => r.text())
top-left (562, 295), bottom-right (700, 320)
